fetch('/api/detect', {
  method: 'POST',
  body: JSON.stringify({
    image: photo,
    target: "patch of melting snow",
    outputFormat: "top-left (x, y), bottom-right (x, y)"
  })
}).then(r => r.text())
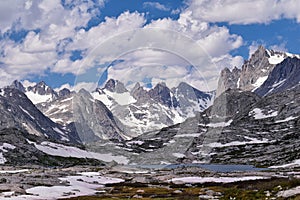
top-left (0, 143), bottom-right (16, 164)
top-left (272, 79), bottom-right (286, 88)
top-left (0, 153), bottom-right (6, 164)
top-left (30, 141), bottom-right (129, 164)
top-left (268, 54), bottom-right (285, 65)
top-left (174, 133), bottom-right (202, 138)
top-left (277, 186), bottom-right (300, 198)
top-left (0, 169), bottom-right (29, 174)
top-left (172, 153), bottom-right (185, 158)
top-left (8, 172), bottom-right (124, 200)
top-left (251, 76), bottom-right (268, 91)
top-left (270, 159), bottom-right (300, 169)
top-left (249, 108), bottom-right (278, 119)
top-left (275, 116), bottom-right (297, 123)
top-left (127, 141), bottom-right (144, 145)
top-left (206, 137), bottom-right (270, 148)
top-left (19, 106), bottom-right (35, 120)
top-left (206, 120), bottom-right (233, 128)
top-left (25, 91), bottom-right (52, 104)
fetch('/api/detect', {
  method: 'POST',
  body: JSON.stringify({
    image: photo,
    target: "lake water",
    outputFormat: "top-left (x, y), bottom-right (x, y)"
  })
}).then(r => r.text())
top-left (134, 164), bottom-right (266, 172)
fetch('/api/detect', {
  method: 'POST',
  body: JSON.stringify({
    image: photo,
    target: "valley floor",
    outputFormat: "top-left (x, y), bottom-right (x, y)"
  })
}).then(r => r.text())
top-left (1, 165), bottom-right (300, 199)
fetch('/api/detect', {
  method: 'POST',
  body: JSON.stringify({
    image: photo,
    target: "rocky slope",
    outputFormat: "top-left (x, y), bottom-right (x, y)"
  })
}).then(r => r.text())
top-left (119, 85), bottom-right (300, 166)
top-left (0, 87), bottom-right (79, 143)
top-left (0, 128), bottom-right (104, 166)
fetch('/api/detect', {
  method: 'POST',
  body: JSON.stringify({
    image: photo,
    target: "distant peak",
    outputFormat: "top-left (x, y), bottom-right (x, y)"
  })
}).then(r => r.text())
top-left (103, 79), bottom-right (127, 93)
top-left (155, 82), bottom-right (167, 88)
top-left (257, 45), bottom-right (266, 52)
top-left (36, 81), bottom-right (47, 86)
top-left (178, 82), bottom-right (192, 88)
top-left (9, 80), bottom-right (25, 92)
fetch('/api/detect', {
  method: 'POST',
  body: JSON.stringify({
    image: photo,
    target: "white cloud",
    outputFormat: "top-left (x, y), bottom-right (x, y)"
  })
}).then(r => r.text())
top-left (0, 1), bottom-right (244, 90)
top-left (248, 42), bottom-right (262, 59)
top-left (54, 82), bottom-right (97, 92)
top-left (185, 0), bottom-right (300, 24)
top-left (22, 80), bottom-right (36, 88)
top-left (86, 11), bottom-right (244, 90)
top-left (269, 43), bottom-right (288, 52)
top-left (143, 2), bottom-right (170, 11)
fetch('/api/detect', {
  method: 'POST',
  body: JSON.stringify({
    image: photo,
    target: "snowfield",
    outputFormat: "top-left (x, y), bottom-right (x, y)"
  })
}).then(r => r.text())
top-left (249, 108), bottom-right (278, 119)
top-left (28, 140), bottom-right (129, 164)
top-left (4, 172), bottom-right (124, 200)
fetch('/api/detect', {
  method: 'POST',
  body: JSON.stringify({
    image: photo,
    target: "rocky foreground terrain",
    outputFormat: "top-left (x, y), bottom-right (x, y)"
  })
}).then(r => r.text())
top-left (1, 164), bottom-right (300, 199)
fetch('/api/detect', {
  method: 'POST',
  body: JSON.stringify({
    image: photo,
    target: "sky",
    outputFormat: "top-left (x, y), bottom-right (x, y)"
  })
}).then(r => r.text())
top-left (0, 0), bottom-right (300, 92)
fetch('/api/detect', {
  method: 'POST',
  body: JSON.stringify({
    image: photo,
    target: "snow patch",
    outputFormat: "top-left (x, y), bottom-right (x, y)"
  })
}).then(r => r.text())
top-left (206, 120), bottom-right (233, 128)
top-left (278, 186), bottom-right (300, 198)
top-left (275, 116), bottom-right (297, 123)
top-left (25, 91), bottom-right (52, 104)
top-left (252, 76), bottom-right (268, 91)
top-left (172, 153), bottom-right (185, 158)
top-left (207, 137), bottom-right (270, 148)
top-left (127, 141), bottom-right (144, 145)
top-left (0, 169), bottom-right (29, 174)
top-left (270, 159), bottom-right (300, 169)
top-left (249, 108), bottom-right (278, 119)
top-left (105, 90), bottom-right (136, 106)
top-left (268, 54), bottom-right (285, 64)
top-left (272, 79), bottom-right (286, 88)
top-left (0, 143), bottom-right (17, 164)
top-left (19, 106), bottom-right (35, 119)
top-left (13, 172), bottom-right (124, 200)
top-left (174, 133), bottom-right (202, 138)
top-left (32, 141), bottom-right (129, 164)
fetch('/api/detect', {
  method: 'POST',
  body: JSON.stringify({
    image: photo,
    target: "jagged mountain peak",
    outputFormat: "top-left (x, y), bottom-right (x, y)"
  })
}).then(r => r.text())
top-left (103, 78), bottom-right (128, 93)
top-left (9, 80), bottom-right (26, 92)
top-left (58, 88), bottom-right (72, 97)
top-left (27, 81), bottom-right (56, 96)
top-left (148, 82), bottom-right (172, 107)
top-left (216, 46), bottom-right (288, 96)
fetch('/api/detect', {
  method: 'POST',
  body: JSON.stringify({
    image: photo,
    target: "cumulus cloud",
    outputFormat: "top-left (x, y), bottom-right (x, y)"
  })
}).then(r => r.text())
top-left (269, 42), bottom-right (288, 52)
top-left (92, 12), bottom-right (244, 90)
top-left (0, 1), bottom-right (244, 90)
top-left (54, 82), bottom-right (97, 92)
top-left (185, 0), bottom-right (300, 24)
top-left (143, 2), bottom-right (170, 11)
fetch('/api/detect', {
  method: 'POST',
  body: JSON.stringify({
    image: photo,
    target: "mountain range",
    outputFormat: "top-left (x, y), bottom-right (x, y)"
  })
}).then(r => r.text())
top-left (0, 45), bottom-right (300, 167)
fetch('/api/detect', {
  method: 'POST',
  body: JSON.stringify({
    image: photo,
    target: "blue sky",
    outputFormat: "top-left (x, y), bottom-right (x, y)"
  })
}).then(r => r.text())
top-left (0, 0), bottom-right (300, 91)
